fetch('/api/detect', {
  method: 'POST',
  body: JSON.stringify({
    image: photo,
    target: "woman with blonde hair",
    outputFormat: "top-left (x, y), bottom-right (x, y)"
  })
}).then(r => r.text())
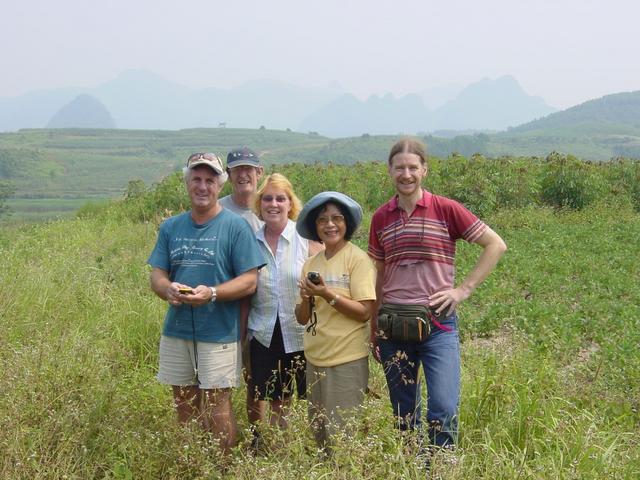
top-left (242, 173), bottom-right (322, 447)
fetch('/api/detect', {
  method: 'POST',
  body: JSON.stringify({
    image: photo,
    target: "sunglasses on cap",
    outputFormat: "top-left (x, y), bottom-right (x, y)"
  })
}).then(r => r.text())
top-left (186, 152), bottom-right (221, 166)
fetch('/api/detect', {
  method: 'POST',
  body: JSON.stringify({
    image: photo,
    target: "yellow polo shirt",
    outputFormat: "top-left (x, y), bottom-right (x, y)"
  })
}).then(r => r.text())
top-left (301, 242), bottom-right (376, 367)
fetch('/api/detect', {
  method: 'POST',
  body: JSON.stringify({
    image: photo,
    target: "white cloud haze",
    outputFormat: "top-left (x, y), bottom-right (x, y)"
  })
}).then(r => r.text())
top-left (2, 0), bottom-right (639, 109)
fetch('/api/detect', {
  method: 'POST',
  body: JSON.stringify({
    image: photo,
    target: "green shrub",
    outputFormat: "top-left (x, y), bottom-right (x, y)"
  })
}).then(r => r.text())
top-left (90, 173), bottom-right (189, 223)
top-left (539, 152), bottom-right (605, 210)
top-left (436, 154), bottom-right (498, 217)
top-left (74, 155), bottom-right (640, 225)
top-left (606, 158), bottom-right (640, 212)
top-left (490, 156), bottom-right (542, 209)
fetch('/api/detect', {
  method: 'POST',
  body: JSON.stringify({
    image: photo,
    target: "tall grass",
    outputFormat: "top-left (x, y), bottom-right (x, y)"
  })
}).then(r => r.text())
top-left (1, 159), bottom-right (639, 478)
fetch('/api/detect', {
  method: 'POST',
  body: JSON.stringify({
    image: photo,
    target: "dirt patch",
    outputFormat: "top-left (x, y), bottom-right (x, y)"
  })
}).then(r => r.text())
top-left (464, 325), bottom-right (520, 357)
top-left (560, 341), bottom-right (601, 379)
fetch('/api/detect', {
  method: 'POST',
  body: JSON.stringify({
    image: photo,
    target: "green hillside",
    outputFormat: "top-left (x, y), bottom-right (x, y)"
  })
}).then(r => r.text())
top-left (0, 128), bottom-right (330, 221)
top-left (0, 128), bottom-right (328, 198)
top-left (510, 91), bottom-right (640, 134)
top-left (3, 109), bottom-right (640, 223)
top-left (421, 91), bottom-right (640, 160)
top-left (491, 91), bottom-right (640, 159)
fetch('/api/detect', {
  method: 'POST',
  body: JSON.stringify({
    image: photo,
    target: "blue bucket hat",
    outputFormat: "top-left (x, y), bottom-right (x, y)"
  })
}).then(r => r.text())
top-left (296, 191), bottom-right (363, 240)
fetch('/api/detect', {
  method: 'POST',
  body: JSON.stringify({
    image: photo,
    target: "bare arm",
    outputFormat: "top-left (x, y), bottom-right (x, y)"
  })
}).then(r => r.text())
top-left (372, 259), bottom-right (385, 322)
top-left (370, 259), bottom-right (385, 361)
top-left (214, 268), bottom-right (259, 301)
top-left (239, 296), bottom-right (251, 342)
top-left (430, 227), bottom-right (507, 315)
top-left (150, 267), bottom-right (186, 306)
top-left (295, 269), bottom-right (312, 325)
top-left (295, 243), bottom-right (325, 323)
top-left (295, 296), bottom-right (311, 325)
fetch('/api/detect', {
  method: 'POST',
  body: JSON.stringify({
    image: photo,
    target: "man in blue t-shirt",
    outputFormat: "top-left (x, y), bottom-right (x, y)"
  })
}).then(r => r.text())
top-left (148, 152), bottom-right (265, 453)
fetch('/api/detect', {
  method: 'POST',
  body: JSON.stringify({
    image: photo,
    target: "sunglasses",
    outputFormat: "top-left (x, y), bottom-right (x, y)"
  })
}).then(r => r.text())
top-left (261, 195), bottom-right (289, 203)
top-left (316, 214), bottom-right (345, 226)
top-left (186, 153), bottom-right (221, 167)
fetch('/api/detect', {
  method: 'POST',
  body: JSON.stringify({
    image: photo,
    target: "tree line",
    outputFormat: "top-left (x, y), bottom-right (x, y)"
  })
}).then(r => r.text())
top-left (78, 152), bottom-right (640, 225)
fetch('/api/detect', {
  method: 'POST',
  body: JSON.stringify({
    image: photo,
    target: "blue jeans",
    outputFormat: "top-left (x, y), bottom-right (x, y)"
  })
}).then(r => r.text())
top-left (378, 314), bottom-right (460, 447)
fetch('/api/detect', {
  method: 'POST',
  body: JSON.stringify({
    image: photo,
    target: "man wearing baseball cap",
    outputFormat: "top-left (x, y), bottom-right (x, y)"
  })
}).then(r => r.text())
top-left (147, 152), bottom-right (265, 453)
top-left (219, 146), bottom-right (264, 232)
top-left (218, 146), bottom-right (266, 449)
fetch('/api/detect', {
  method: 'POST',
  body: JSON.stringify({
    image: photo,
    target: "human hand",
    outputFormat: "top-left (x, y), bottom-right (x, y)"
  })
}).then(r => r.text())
top-left (302, 274), bottom-right (328, 299)
top-left (429, 287), bottom-right (471, 316)
top-left (370, 334), bottom-right (382, 364)
top-left (167, 282), bottom-right (188, 306)
top-left (297, 279), bottom-right (312, 303)
top-left (177, 284), bottom-right (213, 306)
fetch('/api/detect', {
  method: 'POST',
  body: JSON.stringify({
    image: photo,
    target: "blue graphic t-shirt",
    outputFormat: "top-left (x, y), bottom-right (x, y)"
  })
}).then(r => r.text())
top-left (147, 209), bottom-right (266, 343)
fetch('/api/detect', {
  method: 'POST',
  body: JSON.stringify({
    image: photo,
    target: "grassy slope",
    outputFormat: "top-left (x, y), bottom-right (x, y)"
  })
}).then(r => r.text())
top-left (0, 128), bottom-right (330, 199)
top-left (493, 91), bottom-right (640, 159)
top-left (510, 91), bottom-right (640, 134)
top-left (1, 199), bottom-right (638, 479)
top-left (490, 124), bottom-right (640, 160)
top-left (4, 197), bottom-right (100, 223)
top-left (2, 125), bottom-right (640, 222)
top-left (2, 125), bottom-right (640, 226)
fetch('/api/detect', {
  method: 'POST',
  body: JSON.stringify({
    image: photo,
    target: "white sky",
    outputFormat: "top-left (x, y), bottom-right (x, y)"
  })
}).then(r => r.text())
top-left (2, 0), bottom-right (639, 109)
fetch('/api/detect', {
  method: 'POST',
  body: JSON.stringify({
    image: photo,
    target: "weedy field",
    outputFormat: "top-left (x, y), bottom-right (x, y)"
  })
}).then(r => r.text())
top-left (1, 158), bottom-right (639, 479)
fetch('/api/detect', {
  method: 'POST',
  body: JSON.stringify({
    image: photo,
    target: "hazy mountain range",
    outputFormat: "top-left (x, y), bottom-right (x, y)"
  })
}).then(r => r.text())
top-left (300, 76), bottom-right (555, 137)
top-left (0, 70), bottom-right (556, 136)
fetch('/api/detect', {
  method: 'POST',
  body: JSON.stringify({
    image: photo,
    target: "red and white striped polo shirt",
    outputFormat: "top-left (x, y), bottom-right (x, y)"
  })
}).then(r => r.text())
top-left (368, 189), bottom-right (487, 305)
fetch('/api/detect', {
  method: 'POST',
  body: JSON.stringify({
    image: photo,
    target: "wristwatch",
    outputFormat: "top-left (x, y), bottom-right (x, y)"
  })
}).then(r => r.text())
top-left (328, 294), bottom-right (340, 306)
top-left (209, 286), bottom-right (217, 303)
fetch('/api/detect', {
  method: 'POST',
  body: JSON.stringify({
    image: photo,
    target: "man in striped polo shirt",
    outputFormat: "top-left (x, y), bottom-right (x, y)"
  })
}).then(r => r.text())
top-left (368, 138), bottom-right (507, 454)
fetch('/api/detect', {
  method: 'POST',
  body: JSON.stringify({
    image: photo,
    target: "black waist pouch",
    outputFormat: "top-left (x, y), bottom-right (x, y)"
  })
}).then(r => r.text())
top-left (377, 303), bottom-right (431, 343)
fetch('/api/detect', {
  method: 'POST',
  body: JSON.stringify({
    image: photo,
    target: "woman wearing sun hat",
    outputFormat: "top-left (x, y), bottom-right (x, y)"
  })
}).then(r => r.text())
top-left (294, 191), bottom-right (376, 451)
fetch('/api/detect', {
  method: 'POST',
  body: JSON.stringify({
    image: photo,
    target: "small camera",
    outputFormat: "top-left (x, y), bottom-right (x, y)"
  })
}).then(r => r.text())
top-left (307, 271), bottom-right (321, 285)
